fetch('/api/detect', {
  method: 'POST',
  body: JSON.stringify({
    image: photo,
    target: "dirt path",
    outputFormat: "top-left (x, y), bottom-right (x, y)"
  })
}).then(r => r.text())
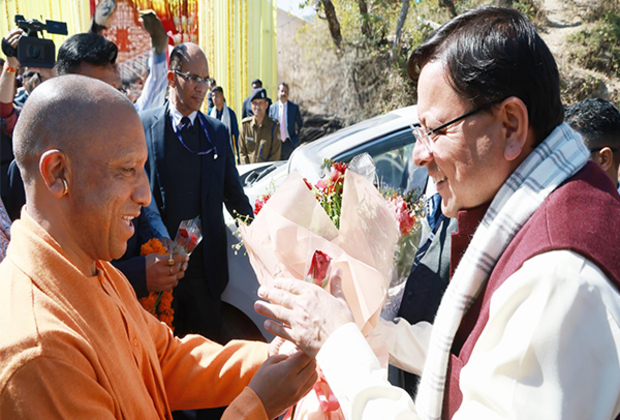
top-left (538, 0), bottom-right (620, 103)
top-left (539, 0), bottom-right (584, 58)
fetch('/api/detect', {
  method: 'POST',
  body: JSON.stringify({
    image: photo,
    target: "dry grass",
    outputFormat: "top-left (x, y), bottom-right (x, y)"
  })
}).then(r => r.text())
top-left (280, 0), bottom-right (619, 127)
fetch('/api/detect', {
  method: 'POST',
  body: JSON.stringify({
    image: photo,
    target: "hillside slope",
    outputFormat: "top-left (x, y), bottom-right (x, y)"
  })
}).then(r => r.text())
top-left (539, 0), bottom-right (620, 105)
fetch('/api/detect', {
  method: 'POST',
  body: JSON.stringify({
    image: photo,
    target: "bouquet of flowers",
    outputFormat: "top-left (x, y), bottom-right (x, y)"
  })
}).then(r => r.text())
top-left (250, 158), bottom-right (424, 321)
top-left (139, 216), bottom-right (203, 330)
top-left (172, 215), bottom-right (203, 256)
top-left (138, 238), bottom-right (175, 329)
top-left (239, 154), bottom-right (423, 420)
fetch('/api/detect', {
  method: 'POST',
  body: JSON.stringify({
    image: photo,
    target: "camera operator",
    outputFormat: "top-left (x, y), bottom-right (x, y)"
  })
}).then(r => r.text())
top-left (1, 11), bottom-right (168, 138)
top-left (0, 28), bottom-right (56, 211)
top-left (1, 7), bottom-right (169, 203)
top-left (0, 28), bottom-right (56, 133)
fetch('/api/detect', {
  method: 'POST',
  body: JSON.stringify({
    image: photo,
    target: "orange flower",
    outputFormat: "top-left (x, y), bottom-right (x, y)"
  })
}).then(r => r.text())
top-left (140, 238), bottom-right (168, 256)
top-left (139, 239), bottom-right (175, 328)
top-left (139, 292), bottom-right (158, 314)
top-left (160, 308), bottom-right (174, 317)
top-left (159, 291), bottom-right (174, 307)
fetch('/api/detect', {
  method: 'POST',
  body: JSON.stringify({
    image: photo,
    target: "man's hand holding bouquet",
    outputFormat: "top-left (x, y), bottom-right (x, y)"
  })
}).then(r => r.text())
top-left (139, 216), bottom-right (203, 330)
top-left (238, 154), bottom-right (423, 419)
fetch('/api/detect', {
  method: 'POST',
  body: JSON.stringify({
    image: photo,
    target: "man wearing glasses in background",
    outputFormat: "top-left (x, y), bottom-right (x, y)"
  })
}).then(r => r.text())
top-left (565, 98), bottom-right (620, 190)
top-left (255, 6), bottom-right (620, 419)
top-left (139, 43), bottom-right (257, 344)
top-left (140, 43), bottom-right (260, 419)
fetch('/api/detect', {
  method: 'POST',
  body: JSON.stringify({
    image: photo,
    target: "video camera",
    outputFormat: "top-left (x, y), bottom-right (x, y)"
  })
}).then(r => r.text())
top-left (2, 15), bottom-right (68, 69)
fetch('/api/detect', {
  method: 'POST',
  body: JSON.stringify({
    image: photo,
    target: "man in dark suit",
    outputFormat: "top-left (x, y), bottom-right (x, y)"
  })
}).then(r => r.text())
top-left (141, 43), bottom-right (259, 420)
top-left (139, 42), bottom-right (256, 344)
top-left (269, 82), bottom-right (303, 160)
top-left (241, 78), bottom-right (272, 119)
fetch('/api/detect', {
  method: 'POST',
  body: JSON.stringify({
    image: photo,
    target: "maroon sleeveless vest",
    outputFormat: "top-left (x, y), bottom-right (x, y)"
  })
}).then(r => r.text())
top-left (443, 161), bottom-right (620, 419)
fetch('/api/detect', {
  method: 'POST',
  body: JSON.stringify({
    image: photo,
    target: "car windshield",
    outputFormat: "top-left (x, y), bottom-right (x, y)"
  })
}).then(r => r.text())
top-left (304, 113), bottom-right (402, 153)
top-left (289, 112), bottom-right (407, 178)
top-left (335, 128), bottom-right (417, 192)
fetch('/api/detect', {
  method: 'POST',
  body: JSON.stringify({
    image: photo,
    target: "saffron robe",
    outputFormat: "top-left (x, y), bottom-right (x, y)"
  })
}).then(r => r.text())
top-left (0, 211), bottom-right (269, 419)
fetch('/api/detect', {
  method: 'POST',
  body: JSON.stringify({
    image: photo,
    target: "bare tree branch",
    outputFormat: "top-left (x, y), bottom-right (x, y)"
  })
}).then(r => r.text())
top-left (392, 0), bottom-right (411, 59)
top-left (358, 0), bottom-right (372, 39)
top-left (321, 0), bottom-right (343, 49)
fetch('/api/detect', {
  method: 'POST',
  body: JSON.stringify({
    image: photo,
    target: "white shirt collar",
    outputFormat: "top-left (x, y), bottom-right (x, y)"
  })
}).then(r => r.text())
top-left (169, 105), bottom-right (198, 129)
top-left (425, 173), bottom-right (437, 196)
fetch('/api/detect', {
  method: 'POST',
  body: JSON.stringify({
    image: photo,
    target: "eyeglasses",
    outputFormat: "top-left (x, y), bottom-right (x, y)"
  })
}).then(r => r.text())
top-left (175, 70), bottom-right (210, 85)
top-left (589, 147), bottom-right (619, 153)
top-left (410, 101), bottom-right (499, 154)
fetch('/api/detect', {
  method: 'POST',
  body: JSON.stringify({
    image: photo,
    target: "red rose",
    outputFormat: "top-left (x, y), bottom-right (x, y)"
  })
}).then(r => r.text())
top-left (333, 162), bottom-right (347, 174)
top-left (254, 194), bottom-right (271, 215)
top-left (306, 250), bottom-right (332, 288)
top-left (179, 228), bottom-right (189, 239)
top-left (186, 235), bottom-right (199, 254)
top-left (398, 211), bottom-right (414, 235)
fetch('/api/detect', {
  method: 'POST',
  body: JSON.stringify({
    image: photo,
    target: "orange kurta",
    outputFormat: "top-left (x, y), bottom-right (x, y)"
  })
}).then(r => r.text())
top-left (0, 211), bottom-right (269, 420)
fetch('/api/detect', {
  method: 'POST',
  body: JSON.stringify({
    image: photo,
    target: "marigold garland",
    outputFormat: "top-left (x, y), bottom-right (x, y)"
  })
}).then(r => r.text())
top-left (138, 238), bottom-right (175, 330)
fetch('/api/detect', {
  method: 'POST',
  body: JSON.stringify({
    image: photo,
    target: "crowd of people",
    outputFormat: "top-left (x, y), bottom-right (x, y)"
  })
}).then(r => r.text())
top-left (0, 4), bottom-right (305, 420)
top-left (1, 3), bottom-right (620, 420)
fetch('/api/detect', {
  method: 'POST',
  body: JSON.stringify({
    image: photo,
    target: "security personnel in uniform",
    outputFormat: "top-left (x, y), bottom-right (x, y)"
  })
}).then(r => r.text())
top-left (239, 88), bottom-right (281, 164)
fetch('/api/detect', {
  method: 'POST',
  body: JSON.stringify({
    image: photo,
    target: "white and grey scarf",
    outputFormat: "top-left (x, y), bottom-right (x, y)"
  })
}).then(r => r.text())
top-left (210, 104), bottom-right (233, 146)
top-left (415, 123), bottom-right (589, 420)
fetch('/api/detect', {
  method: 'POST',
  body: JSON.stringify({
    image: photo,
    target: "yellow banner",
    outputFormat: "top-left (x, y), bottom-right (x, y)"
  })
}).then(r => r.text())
top-left (0, 0), bottom-right (277, 117)
top-left (210, 0), bottom-right (277, 118)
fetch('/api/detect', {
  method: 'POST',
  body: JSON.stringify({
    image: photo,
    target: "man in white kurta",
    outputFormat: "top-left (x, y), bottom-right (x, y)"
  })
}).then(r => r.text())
top-left (255, 6), bottom-right (620, 420)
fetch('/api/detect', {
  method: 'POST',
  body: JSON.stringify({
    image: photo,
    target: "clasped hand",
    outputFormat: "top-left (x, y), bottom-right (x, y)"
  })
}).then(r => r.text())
top-left (249, 341), bottom-right (317, 420)
top-left (254, 268), bottom-right (354, 358)
top-left (144, 253), bottom-right (188, 293)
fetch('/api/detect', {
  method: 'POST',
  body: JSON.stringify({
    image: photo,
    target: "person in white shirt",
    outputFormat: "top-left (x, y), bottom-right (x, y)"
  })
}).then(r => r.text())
top-left (255, 6), bottom-right (620, 420)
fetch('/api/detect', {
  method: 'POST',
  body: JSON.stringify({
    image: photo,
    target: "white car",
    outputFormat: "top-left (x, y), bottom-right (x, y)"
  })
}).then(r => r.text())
top-left (222, 106), bottom-right (421, 338)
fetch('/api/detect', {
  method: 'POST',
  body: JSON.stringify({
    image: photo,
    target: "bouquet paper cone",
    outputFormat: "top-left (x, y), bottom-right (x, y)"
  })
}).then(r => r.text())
top-left (239, 170), bottom-right (399, 335)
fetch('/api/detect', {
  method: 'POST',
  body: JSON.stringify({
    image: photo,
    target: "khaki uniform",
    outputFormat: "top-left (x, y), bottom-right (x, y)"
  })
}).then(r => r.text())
top-left (239, 115), bottom-right (281, 164)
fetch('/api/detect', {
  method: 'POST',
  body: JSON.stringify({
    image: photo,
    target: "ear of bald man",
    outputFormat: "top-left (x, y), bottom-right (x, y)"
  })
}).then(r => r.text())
top-left (38, 149), bottom-right (69, 199)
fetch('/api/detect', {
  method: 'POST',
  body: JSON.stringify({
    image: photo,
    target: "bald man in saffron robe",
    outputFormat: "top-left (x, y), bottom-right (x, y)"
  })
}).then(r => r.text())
top-left (0, 75), bottom-right (316, 419)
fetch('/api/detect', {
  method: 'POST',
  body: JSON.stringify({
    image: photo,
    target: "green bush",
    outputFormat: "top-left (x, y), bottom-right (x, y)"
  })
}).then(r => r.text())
top-left (568, 11), bottom-right (620, 73)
